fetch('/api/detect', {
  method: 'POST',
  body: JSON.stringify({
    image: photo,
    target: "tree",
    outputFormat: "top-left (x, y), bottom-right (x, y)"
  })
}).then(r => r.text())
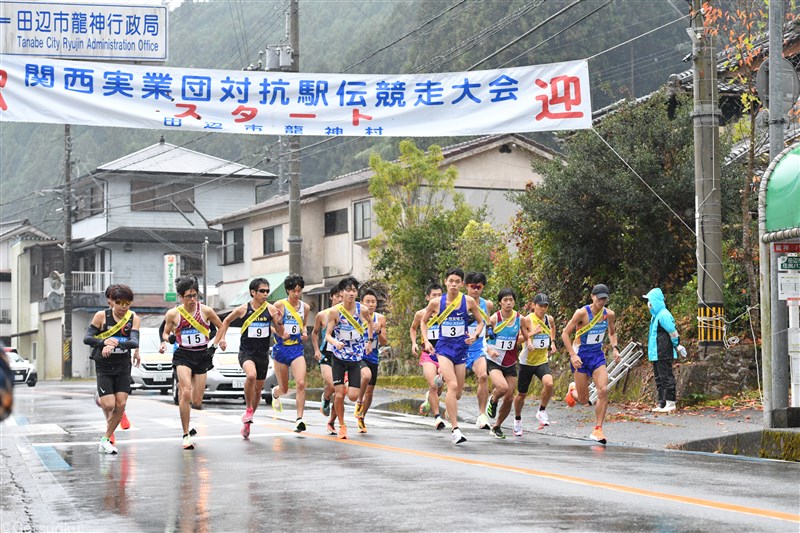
top-left (368, 140), bottom-right (482, 359)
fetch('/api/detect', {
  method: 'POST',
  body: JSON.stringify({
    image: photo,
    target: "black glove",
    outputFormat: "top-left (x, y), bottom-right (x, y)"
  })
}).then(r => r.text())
top-left (485, 325), bottom-right (495, 341)
top-left (204, 345), bottom-right (216, 371)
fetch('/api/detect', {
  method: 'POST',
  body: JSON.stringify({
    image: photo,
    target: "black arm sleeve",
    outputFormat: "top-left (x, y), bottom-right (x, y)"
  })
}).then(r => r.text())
top-left (117, 330), bottom-right (140, 350)
top-left (83, 325), bottom-right (105, 347)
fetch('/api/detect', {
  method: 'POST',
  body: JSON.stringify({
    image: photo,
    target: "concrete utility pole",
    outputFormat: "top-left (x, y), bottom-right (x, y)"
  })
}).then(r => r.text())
top-left (689, 0), bottom-right (725, 352)
top-left (62, 124), bottom-right (73, 379)
top-left (287, 0), bottom-right (302, 277)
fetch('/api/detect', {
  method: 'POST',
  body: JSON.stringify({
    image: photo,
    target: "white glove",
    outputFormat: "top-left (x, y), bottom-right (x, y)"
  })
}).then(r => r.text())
top-left (677, 345), bottom-right (687, 358)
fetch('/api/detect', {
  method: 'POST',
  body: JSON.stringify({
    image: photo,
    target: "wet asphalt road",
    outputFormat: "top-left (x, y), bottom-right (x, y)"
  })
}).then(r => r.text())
top-left (1, 382), bottom-right (799, 532)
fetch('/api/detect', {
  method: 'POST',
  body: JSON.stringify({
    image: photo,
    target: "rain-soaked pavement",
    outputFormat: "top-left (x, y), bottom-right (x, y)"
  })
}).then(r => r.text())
top-left (1, 382), bottom-right (798, 532)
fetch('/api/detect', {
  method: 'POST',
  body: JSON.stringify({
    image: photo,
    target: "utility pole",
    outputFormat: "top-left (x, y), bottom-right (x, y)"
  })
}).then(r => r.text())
top-left (689, 0), bottom-right (724, 353)
top-left (62, 124), bottom-right (73, 380)
top-left (287, 0), bottom-right (302, 277)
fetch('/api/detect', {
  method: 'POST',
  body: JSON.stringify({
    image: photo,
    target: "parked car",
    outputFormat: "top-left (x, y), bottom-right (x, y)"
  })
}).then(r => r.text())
top-left (4, 348), bottom-right (37, 387)
top-left (130, 327), bottom-right (173, 395)
top-left (171, 328), bottom-right (277, 405)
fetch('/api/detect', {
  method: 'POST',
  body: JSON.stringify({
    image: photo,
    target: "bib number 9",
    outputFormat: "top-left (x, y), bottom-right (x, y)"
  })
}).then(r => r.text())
top-left (248, 326), bottom-right (266, 338)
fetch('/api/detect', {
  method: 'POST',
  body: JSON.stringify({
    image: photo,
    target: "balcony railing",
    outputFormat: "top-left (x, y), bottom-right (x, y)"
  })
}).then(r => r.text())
top-left (0, 297), bottom-right (10, 324)
top-left (72, 271), bottom-right (114, 293)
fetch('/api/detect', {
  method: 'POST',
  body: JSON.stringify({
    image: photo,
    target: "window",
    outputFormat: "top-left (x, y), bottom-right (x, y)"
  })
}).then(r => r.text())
top-left (324, 208), bottom-right (348, 236)
top-left (263, 225), bottom-right (283, 255)
top-left (181, 255), bottom-right (203, 277)
top-left (131, 179), bottom-right (195, 212)
top-left (220, 228), bottom-right (244, 265)
top-left (74, 182), bottom-right (104, 221)
top-left (353, 200), bottom-right (371, 241)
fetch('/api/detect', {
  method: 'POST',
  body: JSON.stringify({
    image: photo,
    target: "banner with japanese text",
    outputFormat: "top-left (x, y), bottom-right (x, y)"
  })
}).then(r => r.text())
top-left (0, 54), bottom-right (591, 136)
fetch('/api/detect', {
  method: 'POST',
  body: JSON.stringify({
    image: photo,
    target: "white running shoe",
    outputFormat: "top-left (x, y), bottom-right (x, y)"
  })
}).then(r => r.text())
top-left (271, 386), bottom-right (282, 412)
top-left (513, 419), bottom-right (523, 437)
top-left (451, 427), bottom-right (467, 445)
top-left (434, 415), bottom-right (446, 430)
top-left (535, 409), bottom-right (550, 426)
top-left (475, 413), bottom-right (491, 430)
top-left (98, 437), bottom-right (118, 454)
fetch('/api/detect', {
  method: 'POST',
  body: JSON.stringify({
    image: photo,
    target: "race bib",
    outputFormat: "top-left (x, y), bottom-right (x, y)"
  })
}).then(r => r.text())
top-left (110, 336), bottom-right (128, 354)
top-left (180, 328), bottom-right (206, 347)
top-left (531, 336), bottom-right (550, 349)
top-left (337, 328), bottom-right (362, 342)
top-left (441, 324), bottom-right (465, 338)
top-left (585, 331), bottom-right (605, 345)
top-left (247, 322), bottom-right (269, 338)
top-left (427, 328), bottom-right (440, 340)
top-left (495, 338), bottom-right (516, 351)
top-left (286, 323), bottom-right (301, 336)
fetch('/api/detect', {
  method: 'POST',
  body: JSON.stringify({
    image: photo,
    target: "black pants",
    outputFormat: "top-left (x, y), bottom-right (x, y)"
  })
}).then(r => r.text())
top-left (652, 358), bottom-right (676, 406)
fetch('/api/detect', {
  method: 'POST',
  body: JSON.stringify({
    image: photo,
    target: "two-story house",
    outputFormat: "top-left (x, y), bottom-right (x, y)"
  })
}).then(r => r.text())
top-left (209, 133), bottom-right (556, 315)
top-left (11, 137), bottom-right (274, 378)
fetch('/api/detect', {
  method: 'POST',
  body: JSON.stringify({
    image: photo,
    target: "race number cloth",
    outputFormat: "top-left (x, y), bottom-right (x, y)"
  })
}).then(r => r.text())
top-left (335, 303), bottom-right (366, 336)
top-left (94, 310), bottom-right (132, 340)
top-left (0, 55), bottom-right (591, 136)
top-left (178, 306), bottom-right (209, 338)
top-left (279, 299), bottom-right (304, 346)
top-left (242, 302), bottom-right (269, 332)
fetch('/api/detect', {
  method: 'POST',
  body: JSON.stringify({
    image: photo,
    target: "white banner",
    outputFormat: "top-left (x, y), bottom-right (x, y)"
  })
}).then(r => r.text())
top-left (0, 55), bottom-right (591, 136)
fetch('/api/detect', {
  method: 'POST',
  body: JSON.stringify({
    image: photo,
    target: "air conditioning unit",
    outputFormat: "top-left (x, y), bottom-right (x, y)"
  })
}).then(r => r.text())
top-left (43, 271), bottom-right (65, 297)
top-left (322, 266), bottom-right (339, 278)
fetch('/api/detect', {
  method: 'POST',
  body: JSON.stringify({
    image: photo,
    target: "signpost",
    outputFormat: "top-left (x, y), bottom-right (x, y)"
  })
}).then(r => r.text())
top-left (0, 1), bottom-right (168, 61)
top-left (164, 254), bottom-right (179, 302)
top-left (778, 254), bottom-right (800, 301)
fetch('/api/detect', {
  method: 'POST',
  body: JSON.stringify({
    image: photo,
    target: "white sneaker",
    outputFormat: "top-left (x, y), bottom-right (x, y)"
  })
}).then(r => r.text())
top-left (535, 409), bottom-right (550, 426)
top-left (99, 437), bottom-right (118, 454)
top-left (662, 401), bottom-right (676, 413)
top-left (271, 386), bottom-right (282, 412)
top-left (294, 418), bottom-right (307, 433)
top-left (513, 419), bottom-right (523, 436)
top-left (451, 427), bottom-right (467, 445)
top-left (475, 413), bottom-right (491, 430)
top-left (434, 415), bottom-right (446, 431)
top-left (651, 404), bottom-right (665, 412)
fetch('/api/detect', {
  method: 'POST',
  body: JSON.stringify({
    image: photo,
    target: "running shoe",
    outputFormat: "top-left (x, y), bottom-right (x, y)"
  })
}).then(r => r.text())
top-left (321, 393), bottom-right (331, 417)
top-left (326, 422), bottom-right (337, 435)
top-left (486, 399), bottom-right (498, 419)
top-left (191, 403), bottom-right (204, 410)
top-left (338, 424), bottom-right (348, 440)
top-left (565, 382), bottom-right (577, 407)
top-left (182, 435), bottom-right (195, 450)
top-left (98, 437), bottom-right (118, 454)
top-left (590, 426), bottom-right (607, 445)
top-left (475, 413), bottom-right (491, 430)
top-left (119, 412), bottom-right (131, 430)
top-left (271, 386), bottom-right (282, 412)
top-left (419, 400), bottom-right (431, 416)
top-left (434, 374), bottom-right (444, 388)
top-left (513, 419), bottom-right (523, 437)
top-left (451, 427), bottom-right (467, 445)
top-left (295, 418), bottom-right (307, 433)
top-left (354, 401), bottom-right (364, 418)
top-left (109, 432), bottom-right (115, 445)
top-left (356, 416), bottom-right (367, 434)
top-left (241, 423), bottom-right (250, 439)
top-left (652, 404), bottom-right (666, 413)
top-left (662, 401), bottom-right (677, 413)
top-left (490, 426), bottom-right (506, 439)
top-left (535, 409), bottom-right (550, 426)
top-left (434, 415), bottom-right (446, 431)
top-left (242, 407), bottom-right (254, 424)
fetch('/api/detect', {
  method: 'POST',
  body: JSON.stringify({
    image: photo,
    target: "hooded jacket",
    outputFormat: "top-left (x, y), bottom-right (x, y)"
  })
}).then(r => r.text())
top-left (644, 288), bottom-right (679, 361)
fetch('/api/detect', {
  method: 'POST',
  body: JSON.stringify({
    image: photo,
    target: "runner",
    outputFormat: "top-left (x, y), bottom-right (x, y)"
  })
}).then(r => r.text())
top-left (485, 288), bottom-right (529, 439)
top-left (514, 292), bottom-right (557, 436)
top-left (83, 284), bottom-right (140, 454)
top-left (354, 288), bottom-right (387, 433)
top-left (421, 268), bottom-right (484, 445)
top-left (312, 286), bottom-right (342, 418)
top-left (464, 272), bottom-right (493, 430)
top-left (325, 277), bottom-right (374, 439)
top-left (271, 275), bottom-right (311, 432)
top-left (162, 276), bottom-right (225, 450)
top-left (410, 282), bottom-right (446, 430)
top-left (561, 284), bottom-right (621, 444)
top-left (213, 278), bottom-right (282, 439)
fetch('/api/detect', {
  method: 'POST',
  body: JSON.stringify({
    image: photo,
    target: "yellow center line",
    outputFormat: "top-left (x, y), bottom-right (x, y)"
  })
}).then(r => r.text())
top-left (261, 421), bottom-right (799, 524)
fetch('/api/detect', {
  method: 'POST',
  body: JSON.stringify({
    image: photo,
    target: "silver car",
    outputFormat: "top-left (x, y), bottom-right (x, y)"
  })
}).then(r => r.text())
top-left (5, 349), bottom-right (37, 387)
top-left (172, 328), bottom-right (277, 404)
top-left (130, 327), bottom-right (173, 394)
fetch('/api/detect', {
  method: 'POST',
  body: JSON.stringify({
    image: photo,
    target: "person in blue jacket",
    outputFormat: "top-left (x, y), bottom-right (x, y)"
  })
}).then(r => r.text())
top-left (643, 288), bottom-right (686, 413)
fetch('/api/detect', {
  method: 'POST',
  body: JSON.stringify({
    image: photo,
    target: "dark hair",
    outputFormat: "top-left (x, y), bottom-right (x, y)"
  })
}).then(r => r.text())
top-left (465, 272), bottom-right (487, 285)
top-left (176, 276), bottom-right (199, 296)
top-left (425, 282), bottom-right (443, 296)
top-left (361, 288), bottom-right (378, 301)
top-left (284, 275), bottom-right (305, 291)
top-left (329, 285), bottom-right (341, 299)
top-left (497, 288), bottom-right (516, 302)
top-left (104, 284), bottom-right (120, 299)
top-left (337, 276), bottom-right (360, 292)
top-left (109, 284), bottom-right (134, 301)
top-left (444, 267), bottom-right (465, 281)
top-left (249, 277), bottom-right (269, 293)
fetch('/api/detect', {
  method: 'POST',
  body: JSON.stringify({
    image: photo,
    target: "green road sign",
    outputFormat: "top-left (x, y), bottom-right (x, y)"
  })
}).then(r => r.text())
top-left (779, 256), bottom-right (800, 270)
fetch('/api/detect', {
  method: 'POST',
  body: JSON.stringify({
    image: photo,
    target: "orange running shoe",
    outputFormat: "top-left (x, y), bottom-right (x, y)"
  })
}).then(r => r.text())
top-left (120, 412), bottom-right (131, 430)
top-left (590, 426), bottom-right (607, 444)
top-left (564, 382), bottom-right (577, 407)
top-left (338, 424), bottom-right (348, 440)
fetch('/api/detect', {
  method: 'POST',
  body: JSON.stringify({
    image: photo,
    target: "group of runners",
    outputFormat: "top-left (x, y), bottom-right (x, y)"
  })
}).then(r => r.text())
top-left (85, 268), bottom-right (621, 454)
